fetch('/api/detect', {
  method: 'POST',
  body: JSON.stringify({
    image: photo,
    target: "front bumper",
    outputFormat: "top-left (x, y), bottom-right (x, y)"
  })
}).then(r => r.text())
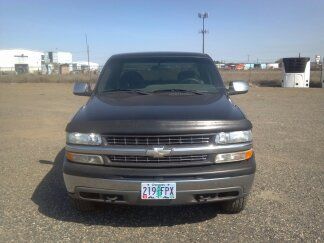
top-left (63, 156), bottom-right (256, 206)
top-left (64, 173), bottom-right (254, 205)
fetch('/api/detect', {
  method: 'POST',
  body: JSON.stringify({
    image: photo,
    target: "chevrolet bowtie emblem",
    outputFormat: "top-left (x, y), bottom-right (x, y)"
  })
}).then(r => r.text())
top-left (146, 147), bottom-right (172, 158)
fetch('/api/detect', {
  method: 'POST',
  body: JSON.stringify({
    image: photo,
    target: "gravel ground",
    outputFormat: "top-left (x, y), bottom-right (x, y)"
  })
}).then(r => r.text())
top-left (0, 83), bottom-right (323, 242)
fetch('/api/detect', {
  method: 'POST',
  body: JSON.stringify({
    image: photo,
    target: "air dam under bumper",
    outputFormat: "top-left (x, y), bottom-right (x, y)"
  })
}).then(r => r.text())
top-left (63, 159), bottom-right (255, 206)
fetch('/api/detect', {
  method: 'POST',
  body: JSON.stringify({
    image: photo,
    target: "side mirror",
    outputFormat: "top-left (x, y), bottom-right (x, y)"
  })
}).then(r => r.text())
top-left (227, 80), bottom-right (249, 95)
top-left (73, 82), bottom-right (92, 96)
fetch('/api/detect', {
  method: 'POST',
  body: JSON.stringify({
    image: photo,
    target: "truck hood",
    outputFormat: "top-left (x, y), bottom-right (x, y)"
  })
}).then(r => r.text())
top-left (66, 93), bottom-right (251, 134)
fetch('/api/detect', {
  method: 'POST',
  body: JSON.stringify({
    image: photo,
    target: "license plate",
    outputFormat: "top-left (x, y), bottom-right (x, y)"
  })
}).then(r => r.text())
top-left (141, 182), bottom-right (176, 200)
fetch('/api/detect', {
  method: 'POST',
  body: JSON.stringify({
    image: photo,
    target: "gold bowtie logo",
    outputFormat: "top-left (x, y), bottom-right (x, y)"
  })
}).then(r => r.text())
top-left (146, 147), bottom-right (172, 158)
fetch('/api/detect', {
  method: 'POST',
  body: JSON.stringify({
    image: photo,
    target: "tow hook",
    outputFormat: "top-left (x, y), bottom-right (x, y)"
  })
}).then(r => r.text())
top-left (195, 194), bottom-right (217, 202)
top-left (105, 195), bottom-right (118, 203)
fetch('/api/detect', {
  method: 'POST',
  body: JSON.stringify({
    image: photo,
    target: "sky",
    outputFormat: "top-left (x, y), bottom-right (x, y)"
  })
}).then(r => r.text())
top-left (0, 0), bottom-right (323, 65)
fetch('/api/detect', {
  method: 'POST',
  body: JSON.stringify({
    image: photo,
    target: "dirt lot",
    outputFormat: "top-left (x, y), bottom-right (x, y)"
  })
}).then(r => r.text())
top-left (0, 83), bottom-right (323, 242)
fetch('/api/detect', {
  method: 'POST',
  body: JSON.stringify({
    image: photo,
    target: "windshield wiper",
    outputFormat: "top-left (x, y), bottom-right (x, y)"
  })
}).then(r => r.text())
top-left (101, 89), bottom-right (149, 95)
top-left (152, 89), bottom-right (203, 95)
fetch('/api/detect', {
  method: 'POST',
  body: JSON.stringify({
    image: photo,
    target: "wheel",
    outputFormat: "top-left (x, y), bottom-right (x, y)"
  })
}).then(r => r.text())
top-left (220, 196), bottom-right (248, 214)
top-left (71, 198), bottom-right (97, 212)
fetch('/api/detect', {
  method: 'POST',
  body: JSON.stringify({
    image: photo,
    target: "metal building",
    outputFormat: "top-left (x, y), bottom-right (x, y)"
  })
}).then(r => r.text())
top-left (266, 63), bottom-right (279, 69)
top-left (44, 51), bottom-right (72, 64)
top-left (244, 64), bottom-right (254, 70)
top-left (72, 61), bottom-right (99, 71)
top-left (0, 49), bottom-right (44, 73)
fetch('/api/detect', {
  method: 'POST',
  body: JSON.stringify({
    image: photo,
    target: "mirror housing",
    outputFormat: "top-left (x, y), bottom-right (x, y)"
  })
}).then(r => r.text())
top-left (73, 82), bottom-right (92, 96)
top-left (227, 80), bottom-right (249, 95)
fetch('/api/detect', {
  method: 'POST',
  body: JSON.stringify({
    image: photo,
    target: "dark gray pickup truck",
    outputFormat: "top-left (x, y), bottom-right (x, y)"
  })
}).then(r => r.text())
top-left (63, 52), bottom-right (255, 213)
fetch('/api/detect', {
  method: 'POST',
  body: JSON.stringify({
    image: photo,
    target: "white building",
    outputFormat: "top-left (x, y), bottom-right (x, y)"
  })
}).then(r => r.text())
top-left (73, 61), bottom-right (99, 71)
top-left (44, 51), bottom-right (72, 64)
top-left (266, 63), bottom-right (279, 69)
top-left (215, 63), bottom-right (225, 69)
top-left (56, 52), bottom-right (72, 64)
top-left (0, 49), bottom-right (44, 73)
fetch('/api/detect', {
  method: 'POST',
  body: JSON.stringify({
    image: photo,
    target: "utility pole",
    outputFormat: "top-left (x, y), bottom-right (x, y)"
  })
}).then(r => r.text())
top-left (85, 34), bottom-right (91, 81)
top-left (321, 57), bottom-right (323, 88)
top-left (248, 54), bottom-right (252, 84)
top-left (198, 12), bottom-right (208, 53)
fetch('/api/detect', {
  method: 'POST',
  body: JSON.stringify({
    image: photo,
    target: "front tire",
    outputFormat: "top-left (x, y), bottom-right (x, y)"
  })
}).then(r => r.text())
top-left (220, 196), bottom-right (248, 214)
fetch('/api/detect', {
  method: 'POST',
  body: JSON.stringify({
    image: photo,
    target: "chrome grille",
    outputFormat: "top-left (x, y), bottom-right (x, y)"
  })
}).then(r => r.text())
top-left (104, 135), bottom-right (211, 146)
top-left (107, 154), bottom-right (208, 163)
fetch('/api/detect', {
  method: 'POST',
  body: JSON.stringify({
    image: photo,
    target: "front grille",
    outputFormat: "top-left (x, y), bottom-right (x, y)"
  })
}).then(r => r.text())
top-left (108, 154), bottom-right (208, 163)
top-left (104, 135), bottom-right (212, 146)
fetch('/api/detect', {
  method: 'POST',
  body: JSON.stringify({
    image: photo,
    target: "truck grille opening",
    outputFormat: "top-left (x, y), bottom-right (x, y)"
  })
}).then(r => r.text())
top-left (103, 135), bottom-right (212, 146)
top-left (107, 154), bottom-right (208, 164)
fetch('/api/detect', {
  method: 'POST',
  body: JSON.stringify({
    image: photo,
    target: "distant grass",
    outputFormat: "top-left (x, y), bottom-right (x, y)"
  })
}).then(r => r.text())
top-left (0, 73), bottom-right (99, 83)
top-left (220, 70), bottom-right (322, 87)
top-left (0, 70), bottom-right (322, 87)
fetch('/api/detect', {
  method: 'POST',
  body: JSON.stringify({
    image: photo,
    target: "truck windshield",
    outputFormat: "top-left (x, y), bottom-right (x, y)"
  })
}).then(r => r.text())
top-left (97, 57), bottom-right (224, 93)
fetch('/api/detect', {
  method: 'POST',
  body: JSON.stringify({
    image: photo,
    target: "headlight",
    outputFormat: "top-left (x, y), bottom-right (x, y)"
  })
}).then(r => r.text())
top-left (215, 130), bottom-right (252, 144)
top-left (66, 132), bottom-right (102, 145)
top-left (215, 149), bottom-right (253, 163)
top-left (66, 152), bottom-right (104, 165)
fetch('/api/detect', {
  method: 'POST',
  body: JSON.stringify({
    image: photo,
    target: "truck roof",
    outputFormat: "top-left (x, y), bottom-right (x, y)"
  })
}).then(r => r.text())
top-left (110, 52), bottom-right (210, 59)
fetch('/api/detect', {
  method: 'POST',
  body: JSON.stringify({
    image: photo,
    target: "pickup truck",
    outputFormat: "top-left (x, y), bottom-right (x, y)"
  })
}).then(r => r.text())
top-left (63, 52), bottom-right (255, 213)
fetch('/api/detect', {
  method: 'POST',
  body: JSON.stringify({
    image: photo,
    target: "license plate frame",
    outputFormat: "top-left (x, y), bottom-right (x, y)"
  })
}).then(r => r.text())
top-left (141, 182), bottom-right (176, 200)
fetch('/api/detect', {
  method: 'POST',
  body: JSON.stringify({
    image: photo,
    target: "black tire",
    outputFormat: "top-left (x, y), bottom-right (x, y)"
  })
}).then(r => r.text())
top-left (72, 198), bottom-right (97, 212)
top-left (220, 196), bottom-right (248, 214)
